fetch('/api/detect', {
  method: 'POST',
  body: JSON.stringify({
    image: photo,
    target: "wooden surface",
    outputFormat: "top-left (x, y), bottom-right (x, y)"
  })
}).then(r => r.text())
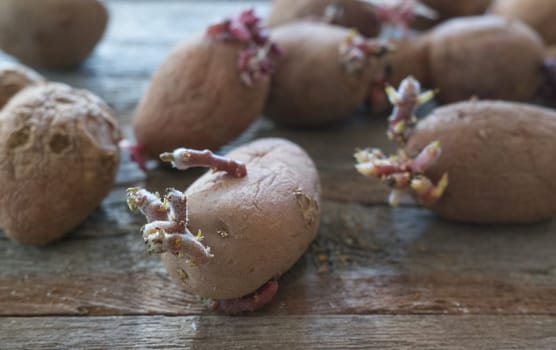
top-left (1, 1), bottom-right (556, 349)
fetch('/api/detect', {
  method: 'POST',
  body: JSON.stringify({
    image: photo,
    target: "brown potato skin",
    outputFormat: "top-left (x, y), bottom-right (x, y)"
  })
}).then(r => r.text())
top-left (413, 0), bottom-right (491, 30)
top-left (267, 0), bottom-right (380, 38)
top-left (491, 0), bottom-right (556, 45)
top-left (163, 138), bottom-right (321, 300)
top-left (0, 63), bottom-right (44, 109)
top-left (382, 35), bottom-right (431, 88)
top-left (0, 0), bottom-right (108, 69)
top-left (406, 100), bottom-right (556, 223)
top-left (428, 16), bottom-right (545, 104)
top-left (265, 22), bottom-right (376, 126)
top-left (134, 35), bottom-right (269, 158)
top-left (0, 83), bottom-right (122, 244)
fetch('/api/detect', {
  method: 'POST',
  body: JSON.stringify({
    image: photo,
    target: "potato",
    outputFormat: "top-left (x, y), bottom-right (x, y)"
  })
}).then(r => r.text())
top-left (405, 100), bottom-right (556, 223)
top-left (265, 22), bottom-right (383, 126)
top-left (428, 16), bottom-right (545, 103)
top-left (0, 0), bottom-right (108, 69)
top-left (166, 138), bottom-right (320, 300)
top-left (0, 62), bottom-right (44, 109)
top-left (0, 83), bottom-right (122, 244)
top-left (134, 9), bottom-right (276, 159)
top-left (267, 0), bottom-right (380, 38)
top-left (127, 138), bottom-right (320, 312)
top-left (413, 0), bottom-right (491, 29)
top-left (491, 0), bottom-right (556, 45)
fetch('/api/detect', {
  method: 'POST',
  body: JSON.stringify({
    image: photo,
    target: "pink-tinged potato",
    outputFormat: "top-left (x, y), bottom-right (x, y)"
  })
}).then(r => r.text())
top-left (134, 9), bottom-right (279, 159)
top-left (491, 0), bottom-right (556, 45)
top-left (127, 138), bottom-right (320, 313)
top-left (0, 0), bottom-right (108, 69)
top-left (428, 16), bottom-right (545, 103)
top-left (0, 83), bottom-right (122, 244)
top-left (265, 22), bottom-right (386, 126)
top-left (0, 62), bottom-right (44, 109)
top-left (406, 100), bottom-right (556, 223)
top-left (267, 0), bottom-right (381, 38)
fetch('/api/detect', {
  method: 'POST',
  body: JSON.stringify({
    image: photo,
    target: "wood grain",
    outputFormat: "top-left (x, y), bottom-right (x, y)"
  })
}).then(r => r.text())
top-left (2, 202), bottom-right (555, 316)
top-left (2, 315), bottom-right (555, 349)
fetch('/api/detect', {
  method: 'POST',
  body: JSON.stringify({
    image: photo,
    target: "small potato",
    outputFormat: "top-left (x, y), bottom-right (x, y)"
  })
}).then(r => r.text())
top-left (134, 36), bottom-right (269, 158)
top-left (0, 62), bottom-right (44, 109)
top-left (0, 83), bottom-right (122, 244)
top-left (491, 0), bottom-right (556, 45)
top-left (428, 16), bottom-right (545, 103)
top-left (265, 22), bottom-right (384, 126)
top-left (0, 0), bottom-right (108, 69)
top-left (267, 0), bottom-right (381, 38)
top-left (405, 100), bottom-right (556, 223)
top-left (134, 9), bottom-right (277, 159)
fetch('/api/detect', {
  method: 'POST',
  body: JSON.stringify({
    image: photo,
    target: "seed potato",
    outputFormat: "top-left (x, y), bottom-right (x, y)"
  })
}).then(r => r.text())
top-left (0, 82), bottom-right (122, 244)
top-left (0, 0), bottom-right (108, 69)
top-left (162, 138), bottom-right (321, 300)
top-left (405, 100), bottom-right (556, 223)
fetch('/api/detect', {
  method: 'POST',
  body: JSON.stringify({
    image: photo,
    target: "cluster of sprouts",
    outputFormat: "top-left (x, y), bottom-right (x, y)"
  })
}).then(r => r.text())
top-left (207, 8), bottom-right (281, 87)
top-left (355, 76), bottom-right (448, 206)
top-left (339, 31), bottom-right (390, 73)
top-left (127, 148), bottom-right (247, 264)
top-left (385, 76), bottom-right (435, 144)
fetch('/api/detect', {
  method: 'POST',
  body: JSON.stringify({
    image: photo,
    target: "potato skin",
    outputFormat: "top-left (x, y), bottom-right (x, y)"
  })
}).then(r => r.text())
top-left (0, 0), bottom-right (108, 69)
top-left (406, 100), bottom-right (556, 223)
top-left (267, 0), bottom-right (380, 38)
top-left (491, 0), bottom-right (556, 45)
top-left (0, 62), bottom-right (44, 109)
top-left (413, 0), bottom-right (491, 30)
top-left (0, 83), bottom-right (122, 244)
top-left (265, 22), bottom-right (376, 126)
top-left (163, 138), bottom-right (321, 300)
top-left (134, 35), bottom-right (269, 158)
top-left (428, 16), bottom-right (545, 103)
top-left (382, 35), bottom-right (431, 88)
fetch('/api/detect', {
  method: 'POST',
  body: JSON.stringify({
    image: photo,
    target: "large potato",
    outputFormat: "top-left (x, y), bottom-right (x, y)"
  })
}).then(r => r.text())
top-left (162, 138), bottom-right (321, 300)
top-left (134, 35), bottom-right (270, 158)
top-left (0, 83), bottom-right (122, 244)
top-left (0, 0), bottom-right (108, 69)
top-left (267, 0), bottom-right (380, 38)
top-left (405, 100), bottom-right (556, 223)
top-left (428, 16), bottom-right (545, 103)
top-left (265, 22), bottom-right (380, 126)
top-left (491, 0), bottom-right (556, 45)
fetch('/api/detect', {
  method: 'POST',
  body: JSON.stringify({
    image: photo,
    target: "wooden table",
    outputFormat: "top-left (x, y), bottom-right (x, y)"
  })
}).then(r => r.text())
top-left (1, 1), bottom-right (555, 349)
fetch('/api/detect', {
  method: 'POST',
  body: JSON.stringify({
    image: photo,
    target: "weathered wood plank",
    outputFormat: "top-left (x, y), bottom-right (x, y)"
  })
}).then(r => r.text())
top-left (2, 201), bottom-right (555, 316)
top-left (2, 315), bottom-right (555, 349)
